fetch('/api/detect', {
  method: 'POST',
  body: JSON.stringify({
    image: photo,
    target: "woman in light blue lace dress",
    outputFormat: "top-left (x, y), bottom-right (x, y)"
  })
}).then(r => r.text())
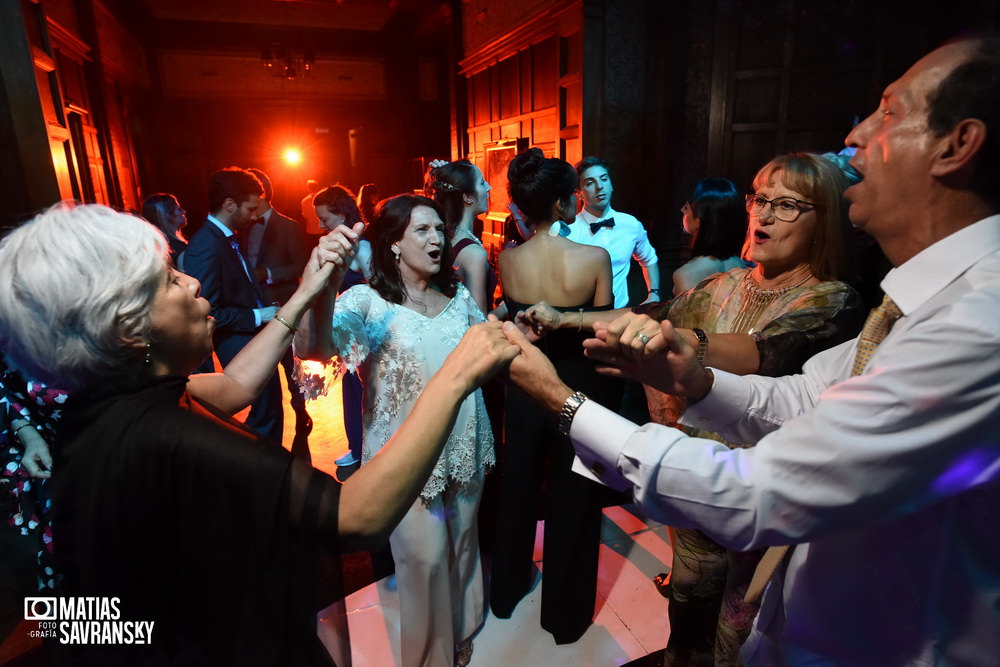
top-left (298, 193), bottom-right (491, 667)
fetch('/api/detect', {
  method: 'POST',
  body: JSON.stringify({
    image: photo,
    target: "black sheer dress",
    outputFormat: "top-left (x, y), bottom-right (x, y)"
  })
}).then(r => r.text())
top-left (49, 376), bottom-right (344, 666)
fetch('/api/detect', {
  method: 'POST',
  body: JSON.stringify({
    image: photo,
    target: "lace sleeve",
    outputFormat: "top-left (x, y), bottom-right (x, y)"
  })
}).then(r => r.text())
top-left (457, 283), bottom-right (486, 325)
top-left (331, 285), bottom-right (376, 372)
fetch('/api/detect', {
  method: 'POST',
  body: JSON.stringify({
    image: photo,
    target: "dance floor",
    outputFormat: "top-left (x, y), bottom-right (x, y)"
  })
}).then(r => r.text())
top-left (297, 370), bottom-right (672, 666)
top-left (323, 505), bottom-right (671, 666)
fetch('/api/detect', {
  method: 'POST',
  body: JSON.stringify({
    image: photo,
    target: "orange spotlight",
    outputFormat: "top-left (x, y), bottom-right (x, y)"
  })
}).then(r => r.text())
top-left (283, 148), bottom-right (302, 166)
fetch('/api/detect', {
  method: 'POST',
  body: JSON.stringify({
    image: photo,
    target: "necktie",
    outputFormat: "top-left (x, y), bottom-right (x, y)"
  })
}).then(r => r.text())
top-left (247, 218), bottom-right (266, 267)
top-left (744, 294), bottom-right (903, 604)
top-left (850, 295), bottom-right (903, 376)
top-left (589, 218), bottom-right (615, 234)
top-left (229, 237), bottom-right (263, 307)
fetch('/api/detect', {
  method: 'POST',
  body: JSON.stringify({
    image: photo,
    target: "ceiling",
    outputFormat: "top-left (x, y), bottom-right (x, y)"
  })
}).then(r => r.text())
top-left (137, 0), bottom-right (447, 32)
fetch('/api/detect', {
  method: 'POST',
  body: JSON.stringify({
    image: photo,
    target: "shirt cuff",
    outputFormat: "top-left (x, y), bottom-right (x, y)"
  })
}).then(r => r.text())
top-left (680, 368), bottom-right (749, 431)
top-left (568, 400), bottom-right (638, 491)
top-left (252, 309), bottom-right (263, 328)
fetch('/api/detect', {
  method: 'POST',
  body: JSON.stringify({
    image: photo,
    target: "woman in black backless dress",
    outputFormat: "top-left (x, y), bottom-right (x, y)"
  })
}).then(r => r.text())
top-left (490, 148), bottom-right (620, 644)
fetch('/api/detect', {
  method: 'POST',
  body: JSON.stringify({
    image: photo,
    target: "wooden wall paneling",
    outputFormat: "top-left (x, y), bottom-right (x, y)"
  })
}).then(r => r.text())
top-left (532, 36), bottom-right (557, 110)
top-left (498, 53), bottom-right (519, 118)
top-left (105, 82), bottom-right (141, 212)
top-left (579, 0), bottom-right (604, 159)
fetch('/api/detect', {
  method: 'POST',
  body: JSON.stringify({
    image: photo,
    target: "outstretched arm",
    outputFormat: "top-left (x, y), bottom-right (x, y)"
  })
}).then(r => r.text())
top-left (294, 223), bottom-right (364, 361)
top-left (188, 230), bottom-right (357, 413)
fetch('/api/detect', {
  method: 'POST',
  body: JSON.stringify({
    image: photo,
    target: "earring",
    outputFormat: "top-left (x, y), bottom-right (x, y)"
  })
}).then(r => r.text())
top-left (144, 343), bottom-right (152, 367)
top-left (392, 248), bottom-right (401, 264)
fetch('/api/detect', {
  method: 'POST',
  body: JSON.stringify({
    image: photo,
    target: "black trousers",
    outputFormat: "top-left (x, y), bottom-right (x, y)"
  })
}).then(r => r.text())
top-left (489, 337), bottom-right (622, 644)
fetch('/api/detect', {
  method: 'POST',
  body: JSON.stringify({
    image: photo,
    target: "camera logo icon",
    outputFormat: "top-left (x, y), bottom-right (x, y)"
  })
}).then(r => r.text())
top-left (24, 597), bottom-right (57, 621)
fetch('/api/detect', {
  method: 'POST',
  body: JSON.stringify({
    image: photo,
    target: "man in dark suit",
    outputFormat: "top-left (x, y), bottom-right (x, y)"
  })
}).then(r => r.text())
top-left (244, 167), bottom-right (313, 459)
top-left (184, 167), bottom-right (283, 443)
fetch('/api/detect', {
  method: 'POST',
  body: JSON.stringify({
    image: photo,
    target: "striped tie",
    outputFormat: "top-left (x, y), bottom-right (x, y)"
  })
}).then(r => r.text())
top-left (744, 294), bottom-right (903, 603)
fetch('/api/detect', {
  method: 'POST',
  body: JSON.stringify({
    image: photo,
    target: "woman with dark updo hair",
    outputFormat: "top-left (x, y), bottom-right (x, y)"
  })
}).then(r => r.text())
top-left (425, 160), bottom-right (496, 314)
top-left (489, 147), bottom-right (620, 644)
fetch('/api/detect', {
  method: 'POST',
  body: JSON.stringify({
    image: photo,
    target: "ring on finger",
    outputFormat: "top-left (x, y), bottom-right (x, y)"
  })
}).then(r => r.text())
top-left (636, 332), bottom-right (651, 345)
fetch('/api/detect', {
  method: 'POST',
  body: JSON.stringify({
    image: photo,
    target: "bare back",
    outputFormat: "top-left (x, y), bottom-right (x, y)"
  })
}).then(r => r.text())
top-left (499, 234), bottom-right (613, 309)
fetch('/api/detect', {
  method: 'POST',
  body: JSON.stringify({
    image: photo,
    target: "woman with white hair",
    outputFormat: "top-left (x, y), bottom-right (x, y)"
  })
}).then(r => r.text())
top-left (0, 203), bottom-right (518, 665)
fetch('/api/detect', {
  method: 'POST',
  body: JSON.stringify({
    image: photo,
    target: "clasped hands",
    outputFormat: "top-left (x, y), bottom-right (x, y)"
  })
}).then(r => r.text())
top-left (297, 222), bottom-right (366, 297)
top-left (497, 312), bottom-right (712, 413)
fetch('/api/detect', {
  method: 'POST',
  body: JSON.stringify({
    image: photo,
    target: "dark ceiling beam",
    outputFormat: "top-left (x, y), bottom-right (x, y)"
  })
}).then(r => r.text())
top-left (141, 19), bottom-right (391, 58)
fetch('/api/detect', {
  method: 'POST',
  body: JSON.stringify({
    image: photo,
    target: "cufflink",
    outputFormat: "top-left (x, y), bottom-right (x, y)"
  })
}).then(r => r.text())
top-left (590, 461), bottom-right (606, 477)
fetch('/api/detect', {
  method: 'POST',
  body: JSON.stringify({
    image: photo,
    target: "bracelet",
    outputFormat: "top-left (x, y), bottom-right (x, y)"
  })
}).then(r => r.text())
top-left (558, 391), bottom-right (588, 435)
top-left (692, 327), bottom-right (708, 363)
top-left (11, 419), bottom-right (34, 439)
top-left (274, 315), bottom-right (298, 333)
top-left (578, 308), bottom-right (584, 332)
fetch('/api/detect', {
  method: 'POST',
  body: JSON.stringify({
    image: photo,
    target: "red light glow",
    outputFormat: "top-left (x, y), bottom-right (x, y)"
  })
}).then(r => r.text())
top-left (283, 148), bottom-right (302, 166)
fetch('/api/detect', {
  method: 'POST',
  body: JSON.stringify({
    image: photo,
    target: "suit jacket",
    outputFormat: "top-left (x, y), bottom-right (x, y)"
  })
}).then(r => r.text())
top-left (247, 209), bottom-right (310, 305)
top-left (185, 219), bottom-right (265, 337)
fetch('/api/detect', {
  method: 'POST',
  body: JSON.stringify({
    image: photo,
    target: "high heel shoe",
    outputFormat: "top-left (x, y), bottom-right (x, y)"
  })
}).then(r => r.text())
top-left (653, 572), bottom-right (671, 599)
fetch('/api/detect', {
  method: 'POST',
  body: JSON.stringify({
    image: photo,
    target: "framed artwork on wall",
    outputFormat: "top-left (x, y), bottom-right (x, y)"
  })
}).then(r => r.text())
top-left (483, 138), bottom-right (528, 223)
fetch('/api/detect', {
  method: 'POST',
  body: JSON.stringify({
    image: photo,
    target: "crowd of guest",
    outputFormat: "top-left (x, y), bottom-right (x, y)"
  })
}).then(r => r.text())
top-left (2, 37), bottom-right (999, 667)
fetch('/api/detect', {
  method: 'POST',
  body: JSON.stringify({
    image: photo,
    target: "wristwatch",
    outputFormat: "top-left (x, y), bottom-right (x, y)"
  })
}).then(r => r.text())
top-left (692, 327), bottom-right (708, 364)
top-left (558, 391), bottom-right (588, 435)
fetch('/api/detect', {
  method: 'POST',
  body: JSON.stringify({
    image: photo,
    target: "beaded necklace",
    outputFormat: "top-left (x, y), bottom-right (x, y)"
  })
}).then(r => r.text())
top-left (730, 271), bottom-right (811, 334)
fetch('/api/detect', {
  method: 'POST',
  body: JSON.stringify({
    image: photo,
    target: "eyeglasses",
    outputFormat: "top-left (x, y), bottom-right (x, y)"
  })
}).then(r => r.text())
top-left (745, 194), bottom-right (816, 222)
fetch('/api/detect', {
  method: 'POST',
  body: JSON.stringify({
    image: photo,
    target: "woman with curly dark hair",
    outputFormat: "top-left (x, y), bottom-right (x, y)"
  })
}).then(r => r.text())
top-left (298, 193), bottom-right (493, 666)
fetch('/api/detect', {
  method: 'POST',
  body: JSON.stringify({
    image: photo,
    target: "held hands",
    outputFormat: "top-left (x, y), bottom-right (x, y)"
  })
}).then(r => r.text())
top-left (440, 321), bottom-right (522, 396)
top-left (583, 313), bottom-right (711, 399)
top-left (500, 320), bottom-right (574, 414)
top-left (313, 222), bottom-right (365, 290)
top-left (515, 301), bottom-right (562, 338)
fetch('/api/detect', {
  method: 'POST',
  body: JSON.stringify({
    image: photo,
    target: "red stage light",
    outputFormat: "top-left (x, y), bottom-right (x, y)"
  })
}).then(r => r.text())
top-left (283, 148), bottom-right (302, 166)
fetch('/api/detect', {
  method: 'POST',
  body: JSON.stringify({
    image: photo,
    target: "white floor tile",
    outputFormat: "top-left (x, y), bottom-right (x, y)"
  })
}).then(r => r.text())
top-left (330, 504), bottom-right (671, 666)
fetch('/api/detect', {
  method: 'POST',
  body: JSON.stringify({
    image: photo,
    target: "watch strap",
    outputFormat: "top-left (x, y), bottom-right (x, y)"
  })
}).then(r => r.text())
top-left (558, 391), bottom-right (588, 436)
top-left (692, 327), bottom-right (708, 364)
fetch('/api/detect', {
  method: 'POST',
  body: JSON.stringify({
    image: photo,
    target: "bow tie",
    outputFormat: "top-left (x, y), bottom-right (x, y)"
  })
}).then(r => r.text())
top-left (590, 218), bottom-right (615, 234)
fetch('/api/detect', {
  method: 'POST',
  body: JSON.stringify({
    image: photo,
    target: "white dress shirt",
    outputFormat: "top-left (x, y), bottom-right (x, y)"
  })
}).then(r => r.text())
top-left (569, 215), bottom-right (1000, 665)
top-left (568, 207), bottom-right (658, 307)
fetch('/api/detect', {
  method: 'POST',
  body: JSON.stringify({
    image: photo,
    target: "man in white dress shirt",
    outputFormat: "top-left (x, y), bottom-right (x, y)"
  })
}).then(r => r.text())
top-left (568, 157), bottom-right (661, 307)
top-left (502, 39), bottom-right (1000, 665)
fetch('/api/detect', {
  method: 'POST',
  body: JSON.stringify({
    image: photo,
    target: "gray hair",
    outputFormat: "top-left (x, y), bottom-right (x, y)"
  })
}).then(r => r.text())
top-left (0, 203), bottom-right (169, 392)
